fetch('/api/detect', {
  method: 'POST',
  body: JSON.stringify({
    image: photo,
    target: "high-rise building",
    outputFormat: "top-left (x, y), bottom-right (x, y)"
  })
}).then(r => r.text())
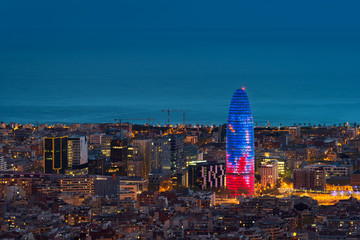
top-left (110, 139), bottom-right (128, 162)
top-left (169, 134), bottom-right (185, 173)
top-left (171, 171), bottom-right (187, 188)
top-left (127, 159), bottom-right (142, 177)
top-left (0, 156), bottom-right (7, 171)
top-left (184, 144), bottom-right (198, 168)
top-left (43, 136), bottom-right (68, 174)
top-left (133, 139), bottom-right (152, 179)
top-left (188, 160), bottom-right (226, 190)
top-left (109, 139), bottom-right (132, 176)
top-left (67, 136), bottom-right (88, 169)
top-left (101, 135), bottom-right (113, 157)
top-left (261, 161), bottom-right (279, 187)
top-left (226, 88), bottom-right (255, 196)
top-left (150, 138), bottom-right (170, 174)
top-left (293, 168), bottom-right (326, 191)
top-left (88, 156), bottom-right (106, 175)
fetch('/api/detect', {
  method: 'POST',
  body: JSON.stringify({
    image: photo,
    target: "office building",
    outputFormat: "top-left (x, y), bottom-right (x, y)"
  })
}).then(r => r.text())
top-left (119, 176), bottom-right (148, 192)
top-left (148, 173), bottom-right (163, 190)
top-left (43, 136), bottom-right (68, 174)
top-left (101, 135), bottom-right (113, 157)
top-left (109, 139), bottom-right (132, 175)
top-left (150, 138), bottom-right (170, 174)
top-left (226, 88), bottom-right (255, 196)
top-left (188, 160), bottom-right (226, 190)
top-left (184, 144), bottom-right (198, 168)
top-left (127, 159), bottom-right (142, 177)
top-left (169, 134), bottom-right (185, 173)
top-left (94, 175), bottom-right (119, 198)
top-left (110, 139), bottom-right (127, 162)
top-left (305, 163), bottom-right (351, 179)
top-left (171, 171), bottom-right (187, 188)
top-left (133, 139), bottom-right (152, 179)
top-left (261, 161), bottom-right (279, 187)
top-left (89, 133), bottom-right (104, 146)
top-left (67, 136), bottom-right (88, 169)
top-left (260, 156), bottom-right (287, 176)
top-left (88, 156), bottom-right (106, 175)
top-left (59, 177), bottom-right (95, 196)
top-left (293, 168), bottom-right (326, 191)
top-left (0, 156), bottom-right (7, 171)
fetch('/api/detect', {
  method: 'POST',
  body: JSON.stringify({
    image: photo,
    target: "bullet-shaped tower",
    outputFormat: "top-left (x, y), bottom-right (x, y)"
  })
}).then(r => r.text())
top-left (226, 88), bottom-right (255, 196)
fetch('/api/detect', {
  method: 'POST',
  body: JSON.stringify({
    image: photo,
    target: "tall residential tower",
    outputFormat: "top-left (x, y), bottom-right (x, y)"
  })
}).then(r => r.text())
top-left (226, 88), bottom-right (255, 196)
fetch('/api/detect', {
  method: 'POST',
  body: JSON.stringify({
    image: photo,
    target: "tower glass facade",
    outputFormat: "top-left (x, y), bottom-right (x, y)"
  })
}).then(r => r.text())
top-left (44, 136), bottom-right (68, 174)
top-left (226, 88), bottom-right (255, 196)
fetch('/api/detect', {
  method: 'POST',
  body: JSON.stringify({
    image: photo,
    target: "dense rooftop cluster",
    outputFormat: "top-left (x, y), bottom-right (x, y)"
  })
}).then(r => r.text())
top-left (0, 121), bottom-right (360, 239)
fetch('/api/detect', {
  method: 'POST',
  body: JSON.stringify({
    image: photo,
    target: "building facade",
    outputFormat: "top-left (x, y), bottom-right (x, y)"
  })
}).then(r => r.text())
top-left (101, 135), bottom-right (113, 157)
top-left (170, 134), bottom-right (185, 173)
top-left (43, 136), bottom-right (68, 174)
top-left (150, 138), bottom-right (170, 174)
top-left (0, 156), bottom-right (7, 171)
top-left (188, 160), bottom-right (226, 190)
top-left (261, 161), bottom-right (279, 187)
top-left (293, 168), bottom-right (326, 191)
top-left (226, 88), bottom-right (255, 196)
top-left (59, 177), bottom-right (95, 196)
top-left (88, 156), bottom-right (106, 175)
top-left (260, 156), bottom-right (287, 176)
top-left (109, 139), bottom-right (132, 176)
top-left (304, 163), bottom-right (351, 179)
top-left (133, 139), bottom-right (152, 180)
top-left (351, 170), bottom-right (360, 190)
top-left (67, 136), bottom-right (88, 169)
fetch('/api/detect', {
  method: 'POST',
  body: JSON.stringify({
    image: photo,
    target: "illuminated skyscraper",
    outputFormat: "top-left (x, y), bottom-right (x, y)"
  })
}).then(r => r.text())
top-left (169, 134), bottom-right (185, 173)
top-left (133, 139), bottom-right (152, 179)
top-left (43, 136), bottom-right (68, 174)
top-left (67, 136), bottom-right (88, 169)
top-left (226, 88), bottom-right (255, 196)
top-left (151, 138), bottom-right (170, 174)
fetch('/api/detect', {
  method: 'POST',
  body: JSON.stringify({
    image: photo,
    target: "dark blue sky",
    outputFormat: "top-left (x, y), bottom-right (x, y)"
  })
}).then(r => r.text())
top-left (1, 1), bottom-right (360, 125)
top-left (1, 0), bottom-right (360, 30)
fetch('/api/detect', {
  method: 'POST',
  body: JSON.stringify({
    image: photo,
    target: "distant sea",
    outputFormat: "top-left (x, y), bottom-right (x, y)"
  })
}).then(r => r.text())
top-left (1, 28), bottom-right (360, 126)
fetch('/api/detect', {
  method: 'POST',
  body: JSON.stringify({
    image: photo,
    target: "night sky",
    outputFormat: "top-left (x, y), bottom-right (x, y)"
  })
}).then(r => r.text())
top-left (1, 1), bottom-right (360, 125)
top-left (1, 1), bottom-right (359, 30)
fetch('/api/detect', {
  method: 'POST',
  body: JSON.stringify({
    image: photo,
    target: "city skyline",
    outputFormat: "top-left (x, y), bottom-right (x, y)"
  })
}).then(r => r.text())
top-left (2, 1), bottom-right (360, 238)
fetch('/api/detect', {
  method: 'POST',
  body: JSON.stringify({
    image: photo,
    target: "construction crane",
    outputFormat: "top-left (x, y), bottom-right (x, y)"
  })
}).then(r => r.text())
top-left (161, 109), bottom-right (191, 125)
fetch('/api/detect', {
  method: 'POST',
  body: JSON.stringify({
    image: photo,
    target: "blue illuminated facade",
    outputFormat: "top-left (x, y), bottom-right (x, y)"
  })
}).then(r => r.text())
top-left (226, 88), bottom-right (255, 196)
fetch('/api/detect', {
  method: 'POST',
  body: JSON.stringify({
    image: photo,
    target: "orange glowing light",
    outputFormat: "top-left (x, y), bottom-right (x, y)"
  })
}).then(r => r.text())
top-left (228, 124), bottom-right (235, 133)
